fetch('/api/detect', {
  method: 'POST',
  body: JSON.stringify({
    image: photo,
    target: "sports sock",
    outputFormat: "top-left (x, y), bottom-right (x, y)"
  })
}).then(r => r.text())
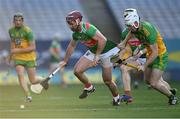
top-left (113, 94), bottom-right (120, 102)
top-left (84, 83), bottom-right (93, 90)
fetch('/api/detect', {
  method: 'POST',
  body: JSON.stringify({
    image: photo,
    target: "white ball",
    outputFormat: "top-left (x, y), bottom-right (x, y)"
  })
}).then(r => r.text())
top-left (20, 105), bottom-right (25, 109)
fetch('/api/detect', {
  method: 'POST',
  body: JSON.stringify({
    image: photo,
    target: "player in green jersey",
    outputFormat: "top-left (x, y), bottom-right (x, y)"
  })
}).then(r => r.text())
top-left (49, 35), bottom-right (67, 88)
top-left (118, 8), bottom-right (178, 105)
top-left (59, 10), bottom-right (121, 106)
top-left (8, 13), bottom-right (42, 102)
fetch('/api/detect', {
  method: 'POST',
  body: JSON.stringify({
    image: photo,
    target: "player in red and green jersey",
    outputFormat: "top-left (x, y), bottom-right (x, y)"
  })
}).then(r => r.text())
top-left (8, 13), bottom-right (42, 102)
top-left (118, 8), bottom-right (178, 105)
top-left (59, 10), bottom-right (121, 106)
top-left (117, 35), bottom-right (146, 103)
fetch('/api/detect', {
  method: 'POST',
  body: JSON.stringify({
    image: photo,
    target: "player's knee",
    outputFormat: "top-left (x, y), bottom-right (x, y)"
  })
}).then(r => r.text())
top-left (149, 80), bottom-right (157, 88)
top-left (73, 68), bottom-right (82, 76)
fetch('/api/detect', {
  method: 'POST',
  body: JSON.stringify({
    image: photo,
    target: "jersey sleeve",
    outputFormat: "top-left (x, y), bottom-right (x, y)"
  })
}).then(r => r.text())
top-left (72, 33), bottom-right (78, 41)
top-left (86, 23), bottom-right (97, 38)
top-left (25, 27), bottom-right (35, 42)
top-left (144, 23), bottom-right (157, 45)
top-left (27, 31), bottom-right (34, 42)
top-left (8, 28), bottom-right (13, 39)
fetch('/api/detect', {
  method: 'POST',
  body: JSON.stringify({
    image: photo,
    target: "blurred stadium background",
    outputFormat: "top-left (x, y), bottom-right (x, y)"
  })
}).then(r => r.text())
top-left (0, 0), bottom-right (180, 118)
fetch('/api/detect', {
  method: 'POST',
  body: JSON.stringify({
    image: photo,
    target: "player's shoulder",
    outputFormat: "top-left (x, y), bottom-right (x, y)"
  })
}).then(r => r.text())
top-left (141, 21), bottom-right (156, 30)
top-left (84, 22), bottom-right (91, 29)
top-left (22, 25), bottom-right (32, 33)
top-left (8, 26), bottom-right (15, 32)
top-left (82, 22), bottom-right (97, 30)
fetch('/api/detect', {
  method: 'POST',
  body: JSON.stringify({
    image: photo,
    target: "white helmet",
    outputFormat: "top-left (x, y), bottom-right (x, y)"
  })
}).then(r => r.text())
top-left (123, 8), bottom-right (137, 18)
top-left (124, 8), bottom-right (140, 29)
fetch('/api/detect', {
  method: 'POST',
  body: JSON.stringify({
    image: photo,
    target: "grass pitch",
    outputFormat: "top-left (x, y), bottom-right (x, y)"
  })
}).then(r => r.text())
top-left (0, 82), bottom-right (180, 118)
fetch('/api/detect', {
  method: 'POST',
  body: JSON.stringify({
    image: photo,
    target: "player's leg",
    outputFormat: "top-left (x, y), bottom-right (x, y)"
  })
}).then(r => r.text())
top-left (26, 60), bottom-right (41, 84)
top-left (146, 53), bottom-right (178, 104)
top-left (101, 66), bottom-right (121, 106)
top-left (120, 58), bottom-right (141, 103)
top-left (74, 54), bottom-right (95, 99)
top-left (159, 77), bottom-right (170, 90)
top-left (145, 68), bottom-right (178, 105)
top-left (146, 68), bottom-right (171, 96)
top-left (120, 65), bottom-right (131, 94)
top-left (15, 65), bottom-right (31, 102)
top-left (120, 65), bottom-right (133, 103)
top-left (100, 47), bottom-right (121, 106)
top-left (26, 60), bottom-right (45, 101)
top-left (159, 77), bottom-right (177, 96)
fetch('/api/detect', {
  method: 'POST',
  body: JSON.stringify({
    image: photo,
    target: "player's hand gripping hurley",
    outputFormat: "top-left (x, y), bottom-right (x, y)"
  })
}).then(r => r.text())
top-left (30, 62), bottom-right (66, 94)
top-left (110, 52), bottom-right (142, 71)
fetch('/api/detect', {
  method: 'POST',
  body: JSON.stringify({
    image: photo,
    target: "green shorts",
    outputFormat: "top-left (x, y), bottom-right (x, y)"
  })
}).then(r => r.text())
top-left (15, 60), bottom-right (37, 68)
top-left (148, 52), bottom-right (168, 71)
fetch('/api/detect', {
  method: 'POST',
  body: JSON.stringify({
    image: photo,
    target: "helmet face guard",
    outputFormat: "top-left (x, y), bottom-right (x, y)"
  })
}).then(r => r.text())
top-left (66, 16), bottom-right (75, 24)
top-left (124, 10), bottom-right (140, 29)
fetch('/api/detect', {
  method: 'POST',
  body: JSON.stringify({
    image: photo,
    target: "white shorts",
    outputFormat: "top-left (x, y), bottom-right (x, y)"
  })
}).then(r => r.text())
top-left (137, 58), bottom-right (146, 65)
top-left (83, 47), bottom-right (120, 67)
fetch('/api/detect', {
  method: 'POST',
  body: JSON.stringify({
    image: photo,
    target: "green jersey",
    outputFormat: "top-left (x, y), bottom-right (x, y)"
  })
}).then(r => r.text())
top-left (120, 21), bottom-right (167, 57)
top-left (50, 40), bottom-right (61, 63)
top-left (9, 25), bottom-right (36, 61)
top-left (72, 22), bottom-right (116, 54)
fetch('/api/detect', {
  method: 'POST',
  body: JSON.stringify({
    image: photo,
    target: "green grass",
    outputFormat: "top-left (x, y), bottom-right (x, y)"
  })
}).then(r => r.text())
top-left (0, 82), bottom-right (180, 118)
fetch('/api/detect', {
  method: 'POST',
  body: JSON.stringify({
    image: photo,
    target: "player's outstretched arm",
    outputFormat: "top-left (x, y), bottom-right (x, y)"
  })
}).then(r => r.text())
top-left (63, 39), bottom-right (77, 64)
top-left (117, 31), bottom-right (132, 50)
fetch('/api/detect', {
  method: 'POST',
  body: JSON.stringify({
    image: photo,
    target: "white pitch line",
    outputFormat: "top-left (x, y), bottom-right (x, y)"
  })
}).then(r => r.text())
top-left (0, 107), bottom-right (179, 112)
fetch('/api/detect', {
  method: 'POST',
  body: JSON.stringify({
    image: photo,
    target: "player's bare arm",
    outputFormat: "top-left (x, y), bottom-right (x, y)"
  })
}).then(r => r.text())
top-left (93, 30), bottom-right (107, 56)
top-left (117, 31), bottom-right (132, 50)
top-left (61, 39), bottom-right (77, 66)
top-left (91, 30), bottom-right (107, 66)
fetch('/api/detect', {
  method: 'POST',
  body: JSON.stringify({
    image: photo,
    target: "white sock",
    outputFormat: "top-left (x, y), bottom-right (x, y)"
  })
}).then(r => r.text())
top-left (113, 95), bottom-right (120, 102)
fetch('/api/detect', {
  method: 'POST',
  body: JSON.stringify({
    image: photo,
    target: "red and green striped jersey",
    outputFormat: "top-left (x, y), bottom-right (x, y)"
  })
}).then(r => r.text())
top-left (72, 22), bottom-right (116, 54)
